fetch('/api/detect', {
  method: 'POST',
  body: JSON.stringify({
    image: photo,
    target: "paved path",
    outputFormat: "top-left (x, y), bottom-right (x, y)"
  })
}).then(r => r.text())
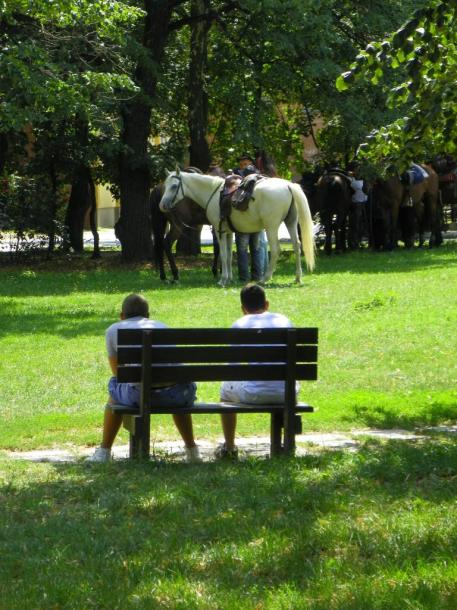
top-left (4, 427), bottom-right (456, 463)
top-left (83, 227), bottom-right (457, 250)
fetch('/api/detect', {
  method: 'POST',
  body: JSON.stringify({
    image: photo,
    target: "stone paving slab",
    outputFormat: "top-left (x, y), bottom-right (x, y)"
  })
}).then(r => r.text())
top-left (3, 427), bottom-right (451, 464)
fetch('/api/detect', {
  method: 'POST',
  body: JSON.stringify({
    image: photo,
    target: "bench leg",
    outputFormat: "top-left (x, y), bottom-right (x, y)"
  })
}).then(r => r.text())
top-left (124, 414), bottom-right (151, 459)
top-left (270, 412), bottom-right (283, 457)
top-left (283, 412), bottom-right (296, 456)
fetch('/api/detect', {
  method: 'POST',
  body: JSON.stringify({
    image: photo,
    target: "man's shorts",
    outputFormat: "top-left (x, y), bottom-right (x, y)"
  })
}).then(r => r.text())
top-left (108, 377), bottom-right (197, 408)
top-left (220, 381), bottom-right (284, 405)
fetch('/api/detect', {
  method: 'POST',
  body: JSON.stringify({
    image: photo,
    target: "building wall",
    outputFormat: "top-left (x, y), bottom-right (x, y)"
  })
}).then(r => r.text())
top-left (95, 184), bottom-right (119, 228)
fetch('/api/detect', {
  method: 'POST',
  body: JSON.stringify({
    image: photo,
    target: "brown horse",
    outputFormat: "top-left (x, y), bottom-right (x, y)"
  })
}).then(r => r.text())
top-left (371, 164), bottom-right (442, 249)
top-left (150, 183), bottom-right (219, 282)
top-left (431, 155), bottom-right (457, 224)
top-left (314, 171), bottom-right (353, 254)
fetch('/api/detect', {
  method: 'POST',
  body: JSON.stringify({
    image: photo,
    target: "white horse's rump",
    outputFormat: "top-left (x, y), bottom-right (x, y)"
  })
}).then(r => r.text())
top-left (159, 169), bottom-right (315, 285)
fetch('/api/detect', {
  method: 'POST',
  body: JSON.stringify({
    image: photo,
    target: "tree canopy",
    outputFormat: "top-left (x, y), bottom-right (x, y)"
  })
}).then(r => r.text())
top-left (336, 0), bottom-right (456, 172)
top-left (1, 0), bottom-right (436, 258)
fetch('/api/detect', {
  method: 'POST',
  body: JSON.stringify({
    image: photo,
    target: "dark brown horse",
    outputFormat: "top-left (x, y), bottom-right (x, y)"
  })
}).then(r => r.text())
top-left (431, 155), bottom-right (457, 224)
top-left (150, 182), bottom-right (219, 282)
top-left (371, 164), bottom-right (442, 249)
top-left (314, 171), bottom-right (353, 254)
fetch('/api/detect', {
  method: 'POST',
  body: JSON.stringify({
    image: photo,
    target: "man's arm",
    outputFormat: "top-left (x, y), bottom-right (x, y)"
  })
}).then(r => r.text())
top-left (109, 356), bottom-right (118, 376)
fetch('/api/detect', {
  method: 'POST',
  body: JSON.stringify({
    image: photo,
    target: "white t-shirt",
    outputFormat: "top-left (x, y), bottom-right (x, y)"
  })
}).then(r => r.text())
top-left (221, 311), bottom-right (296, 403)
top-left (350, 178), bottom-right (368, 203)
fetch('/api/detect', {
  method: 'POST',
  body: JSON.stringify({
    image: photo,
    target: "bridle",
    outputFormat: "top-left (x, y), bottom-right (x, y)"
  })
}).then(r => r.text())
top-left (166, 174), bottom-right (186, 208)
top-left (166, 172), bottom-right (223, 213)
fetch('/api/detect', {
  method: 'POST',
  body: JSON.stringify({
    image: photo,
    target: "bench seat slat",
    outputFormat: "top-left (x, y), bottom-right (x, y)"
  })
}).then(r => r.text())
top-left (108, 401), bottom-right (315, 415)
top-left (117, 363), bottom-right (318, 383)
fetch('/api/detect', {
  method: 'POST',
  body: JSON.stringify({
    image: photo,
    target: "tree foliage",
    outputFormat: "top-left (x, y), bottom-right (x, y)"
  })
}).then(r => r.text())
top-left (1, 0), bottom-right (434, 258)
top-left (336, 0), bottom-right (455, 171)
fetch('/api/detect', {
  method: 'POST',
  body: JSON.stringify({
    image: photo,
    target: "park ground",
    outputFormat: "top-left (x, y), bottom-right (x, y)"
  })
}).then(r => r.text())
top-left (1, 243), bottom-right (457, 609)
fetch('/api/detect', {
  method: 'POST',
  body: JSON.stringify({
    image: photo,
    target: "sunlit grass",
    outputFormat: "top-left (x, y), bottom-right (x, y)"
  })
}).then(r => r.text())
top-left (0, 243), bottom-right (456, 450)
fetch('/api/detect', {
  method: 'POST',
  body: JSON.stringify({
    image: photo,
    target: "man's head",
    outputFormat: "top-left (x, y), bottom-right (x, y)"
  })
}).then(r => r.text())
top-left (237, 153), bottom-right (254, 170)
top-left (240, 283), bottom-right (269, 314)
top-left (121, 293), bottom-right (149, 319)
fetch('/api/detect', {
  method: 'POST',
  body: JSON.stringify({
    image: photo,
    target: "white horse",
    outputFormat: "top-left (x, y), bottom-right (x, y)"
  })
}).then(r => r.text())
top-left (159, 168), bottom-right (315, 285)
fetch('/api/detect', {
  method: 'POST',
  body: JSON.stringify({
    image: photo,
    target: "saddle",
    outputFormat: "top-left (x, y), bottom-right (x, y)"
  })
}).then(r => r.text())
top-left (232, 174), bottom-right (262, 210)
top-left (219, 174), bottom-right (263, 222)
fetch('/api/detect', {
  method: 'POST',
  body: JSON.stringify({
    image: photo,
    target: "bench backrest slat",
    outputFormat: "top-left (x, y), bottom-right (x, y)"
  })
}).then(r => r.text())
top-left (117, 363), bottom-right (318, 383)
top-left (117, 344), bottom-right (318, 365)
top-left (117, 327), bottom-right (318, 345)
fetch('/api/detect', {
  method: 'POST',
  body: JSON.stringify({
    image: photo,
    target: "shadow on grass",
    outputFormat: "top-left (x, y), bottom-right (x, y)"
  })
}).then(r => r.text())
top-left (2, 440), bottom-right (457, 608)
top-left (1, 243), bottom-right (457, 299)
top-left (348, 400), bottom-right (457, 430)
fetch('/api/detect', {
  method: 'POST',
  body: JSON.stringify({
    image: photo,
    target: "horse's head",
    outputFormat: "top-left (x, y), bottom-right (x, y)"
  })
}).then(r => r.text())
top-left (159, 168), bottom-right (185, 212)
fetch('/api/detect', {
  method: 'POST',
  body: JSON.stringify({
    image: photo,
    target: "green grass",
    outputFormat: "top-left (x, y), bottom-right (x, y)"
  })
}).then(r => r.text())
top-left (1, 244), bottom-right (457, 608)
top-left (1, 440), bottom-right (457, 609)
top-left (1, 243), bottom-right (456, 450)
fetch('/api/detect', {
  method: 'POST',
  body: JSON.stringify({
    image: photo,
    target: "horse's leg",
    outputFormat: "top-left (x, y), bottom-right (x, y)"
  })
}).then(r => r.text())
top-left (285, 220), bottom-right (303, 284)
top-left (152, 221), bottom-right (167, 281)
top-left (164, 224), bottom-right (180, 281)
top-left (263, 229), bottom-right (280, 282)
top-left (217, 232), bottom-right (230, 287)
top-left (324, 212), bottom-right (332, 255)
top-left (335, 215), bottom-right (345, 253)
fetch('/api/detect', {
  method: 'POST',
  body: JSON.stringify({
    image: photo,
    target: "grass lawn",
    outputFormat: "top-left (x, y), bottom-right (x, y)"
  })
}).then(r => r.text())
top-left (1, 243), bottom-right (456, 450)
top-left (1, 243), bottom-right (457, 609)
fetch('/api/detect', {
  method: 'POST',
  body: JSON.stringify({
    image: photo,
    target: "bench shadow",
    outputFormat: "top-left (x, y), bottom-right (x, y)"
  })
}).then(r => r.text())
top-left (2, 440), bottom-right (457, 606)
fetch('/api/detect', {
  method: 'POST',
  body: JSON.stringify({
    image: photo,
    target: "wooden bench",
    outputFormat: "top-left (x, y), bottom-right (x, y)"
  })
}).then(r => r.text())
top-left (108, 327), bottom-right (318, 459)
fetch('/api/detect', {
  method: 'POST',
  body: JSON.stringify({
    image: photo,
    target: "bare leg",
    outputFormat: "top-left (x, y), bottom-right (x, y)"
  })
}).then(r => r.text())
top-left (172, 413), bottom-right (197, 448)
top-left (101, 405), bottom-right (123, 449)
top-left (220, 413), bottom-right (237, 450)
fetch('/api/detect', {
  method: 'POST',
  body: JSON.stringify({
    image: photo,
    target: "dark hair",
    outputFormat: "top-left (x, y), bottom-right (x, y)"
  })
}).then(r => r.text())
top-left (238, 153), bottom-right (254, 163)
top-left (240, 283), bottom-right (266, 312)
top-left (122, 293), bottom-right (149, 318)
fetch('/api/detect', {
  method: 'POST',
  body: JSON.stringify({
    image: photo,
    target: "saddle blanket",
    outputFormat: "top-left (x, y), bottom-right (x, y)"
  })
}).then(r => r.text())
top-left (407, 163), bottom-right (429, 185)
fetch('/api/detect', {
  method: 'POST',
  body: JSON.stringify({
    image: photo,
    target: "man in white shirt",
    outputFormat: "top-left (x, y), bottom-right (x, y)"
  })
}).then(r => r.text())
top-left (217, 284), bottom-right (295, 458)
top-left (88, 293), bottom-right (201, 463)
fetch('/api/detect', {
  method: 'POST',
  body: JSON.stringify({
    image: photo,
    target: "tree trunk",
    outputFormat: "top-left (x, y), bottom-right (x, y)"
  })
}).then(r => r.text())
top-left (188, 0), bottom-right (211, 173)
top-left (177, 0), bottom-right (210, 255)
top-left (0, 133), bottom-right (8, 174)
top-left (65, 166), bottom-right (92, 252)
top-left (118, 102), bottom-right (153, 261)
top-left (118, 1), bottom-right (177, 262)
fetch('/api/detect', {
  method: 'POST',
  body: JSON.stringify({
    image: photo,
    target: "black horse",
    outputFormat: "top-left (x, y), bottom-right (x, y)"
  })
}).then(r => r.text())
top-left (314, 171), bottom-right (354, 254)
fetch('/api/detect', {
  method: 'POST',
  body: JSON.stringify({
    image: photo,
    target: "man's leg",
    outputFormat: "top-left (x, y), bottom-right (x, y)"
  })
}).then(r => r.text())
top-left (101, 402), bottom-right (122, 449)
top-left (220, 413), bottom-right (237, 451)
top-left (235, 232), bottom-right (250, 282)
top-left (249, 232), bottom-right (262, 280)
top-left (172, 413), bottom-right (197, 449)
top-left (87, 379), bottom-right (137, 462)
top-left (155, 382), bottom-right (201, 462)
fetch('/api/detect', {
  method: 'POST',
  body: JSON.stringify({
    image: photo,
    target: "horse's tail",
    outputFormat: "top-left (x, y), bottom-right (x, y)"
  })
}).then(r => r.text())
top-left (290, 183), bottom-right (315, 272)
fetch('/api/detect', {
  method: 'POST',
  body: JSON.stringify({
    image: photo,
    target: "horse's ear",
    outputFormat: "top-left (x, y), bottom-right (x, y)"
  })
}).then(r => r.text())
top-left (175, 164), bottom-right (181, 176)
top-left (166, 169), bottom-right (172, 176)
